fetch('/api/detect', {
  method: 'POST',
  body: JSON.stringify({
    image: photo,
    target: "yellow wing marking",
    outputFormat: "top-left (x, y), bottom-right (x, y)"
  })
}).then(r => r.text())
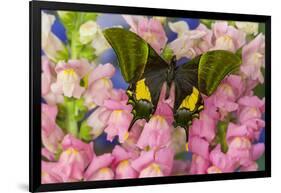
top-left (179, 87), bottom-right (200, 111)
top-left (135, 79), bottom-right (152, 102)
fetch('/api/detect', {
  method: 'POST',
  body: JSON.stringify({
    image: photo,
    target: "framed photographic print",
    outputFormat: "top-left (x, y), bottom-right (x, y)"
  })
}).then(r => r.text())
top-left (29, 0), bottom-right (271, 192)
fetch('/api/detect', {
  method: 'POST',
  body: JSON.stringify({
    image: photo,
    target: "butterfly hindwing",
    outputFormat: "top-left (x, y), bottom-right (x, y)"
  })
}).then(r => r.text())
top-left (173, 56), bottom-right (203, 136)
top-left (174, 56), bottom-right (200, 111)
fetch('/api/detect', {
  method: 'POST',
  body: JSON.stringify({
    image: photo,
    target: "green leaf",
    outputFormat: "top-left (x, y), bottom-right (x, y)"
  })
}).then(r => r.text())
top-left (253, 68), bottom-right (265, 98)
top-left (228, 21), bottom-right (236, 27)
top-left (174, 151), bottom-right (188, 160)
top-left (54, 147), bottom-right (62, 161)
top-left (198, 50), bottom-right (241, 96)
top-left (200, 19), bottom-right (214, 29)
top-left (55, 46), bottom-right (69, 62)
top-left (254, 83), bottom-right (265, 98)
top-left (256, 154), bottom-right (265, 170)
top-left (83, 12), bottom-right (98, 21)
top-left (103, 28), bottom-right (149, 83)
top-left (56, 97), bottom-right (88, 137)
top-left (78, 44), bottom-right (97, 62)
top-left (246, 33), bottom-right (256, 42)
top-left (259, 23), bottom-right (265, 34)
top-left (79, 121), bottom-right (93, 142)
top-left (216, 121), bottom-right (229, 153)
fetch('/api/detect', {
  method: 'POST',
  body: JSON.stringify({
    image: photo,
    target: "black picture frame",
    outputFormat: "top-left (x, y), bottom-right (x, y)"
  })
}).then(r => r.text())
top-left (29, 1), bottom-right (271, 192)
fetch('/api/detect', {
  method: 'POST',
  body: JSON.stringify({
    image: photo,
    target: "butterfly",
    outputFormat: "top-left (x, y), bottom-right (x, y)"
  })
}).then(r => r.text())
top-left (103, 28), bottom-right (241, 141)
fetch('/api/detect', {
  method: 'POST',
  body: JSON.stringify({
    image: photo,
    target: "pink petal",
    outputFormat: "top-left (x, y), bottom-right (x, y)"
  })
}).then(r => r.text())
top-left (131, 150), bottom-right (154, 172)
top-left (189, 136), bottom-right (209, 160)
top-left (88, 63), bottom-right (115, 84)
top-left (251, 143), bottom-right (265, 160)
top-left (84, 153), bottom-right (114, 180)
top-left (154, 147), bottom-right (174, 175)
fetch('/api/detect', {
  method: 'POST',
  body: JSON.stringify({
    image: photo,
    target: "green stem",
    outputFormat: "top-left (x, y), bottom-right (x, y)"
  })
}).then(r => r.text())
top-left (71, 31), bottom-right (78, 59)
top-left (65, 99), bottom-right (78, 137)
top-left (70, 14), bottom-right (84, 59)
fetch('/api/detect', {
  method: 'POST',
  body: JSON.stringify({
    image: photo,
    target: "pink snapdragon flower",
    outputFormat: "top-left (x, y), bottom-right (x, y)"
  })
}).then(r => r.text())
top-left (103, 90), bottom-right (133, 143)
top-left (86, 106), bottom-right (112, 139)
top-left (123, 15), bottom-right (167, 53)
top-left (188, 136), bottom-right (210, 160)
top-left (86, 89), bottom-right (132, 141)
top-left (208, 145), bottom-right (236, 173)
top-left (52, 134), bottom-right (94, 182)
top-left (42, 12), bottom-right (65, 62)
top-left (188, 97), bottom-right (222, 174)
top-left (112, 145), bottom-right (138, 179)
top-left (168, 22), bottom-right (213, 59)
top-left (42, 57), bottom-right (53, 97)
top-left (87, 88), bottom-right (134, 143)
top-left (42, 161), bottom-right (62, 184)
top-left (227, 137), bottom-right (264, 168)
top-left (84, 153), bottom-right (114, 181)
top-left (189, 111), bottom-right (216, 143)
top-left (104, 109), bottom-right (133, 143)
top-left (227, 123), bottom-right (252, 141)
top-left (238, 96), bottom-right (265, 122)
top-left (121, 119), bottom-right (145, 152)
top-left (136, 115), bottom-right (171, 150)
top-left (131, 147), bottom-right (174, 177)
top-left (241, 34), bottom-right (265, 83)
top-left (136, 82), bottom-right (174, 150)
top-left (154, 82), bottom-right (175, 125)
top-left (51, 59), bottom-right (90, 98)
top-left (215, 121), bottom-right (265, 172)
top-left (212, 75), bottom-right (245, 117)
top-left (212, 21), bottom-right (246, 52)
top-left (189, 154), bottom-right (210, 174)
top-left (238, 96), bottom-right (265, 141)
top-left (41, 104), bottom-right (64, 154)
top-left (42, 148), bottom-right (55, 161)
top-left (84, 63), bottom-right (115, 107)
top-left (42, 57), bottom-right (63, 104)
top-left (202, 95), bottom-right (220, 120)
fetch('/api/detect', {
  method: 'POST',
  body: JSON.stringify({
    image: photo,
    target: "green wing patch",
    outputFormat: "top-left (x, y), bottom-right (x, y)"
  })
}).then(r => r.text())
top-left (103, 28), bottom-right (149, 83)
top-left (198, 50), bottom-right (241, 96)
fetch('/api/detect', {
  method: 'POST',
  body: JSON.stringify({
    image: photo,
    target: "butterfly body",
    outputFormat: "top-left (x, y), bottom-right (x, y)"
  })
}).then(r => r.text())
top-left (103, 28), bottom-right (241, 142)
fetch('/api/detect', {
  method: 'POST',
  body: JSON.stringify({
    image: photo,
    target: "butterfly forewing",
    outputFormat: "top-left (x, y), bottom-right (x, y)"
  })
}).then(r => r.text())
top-left (103, 28), bottom-right (169, 129)
top-left (142, 46), bottom-right (169, 108)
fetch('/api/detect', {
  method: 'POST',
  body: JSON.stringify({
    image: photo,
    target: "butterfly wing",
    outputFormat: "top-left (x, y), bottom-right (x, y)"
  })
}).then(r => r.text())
top-left (174, 50), bottom-right (241, 140)
top-left (174, 56), bottom-right (201, 111)
top-left (198, 50), bottom-right (241, 96)
top-left (103, 28), bottom-right (169, 128)
top-left (173, 56), bottom-right (203, 137)
top-left (103, 28), bottom-right (149, 84)
top-left (141, 47), bottom-right (170, 107)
